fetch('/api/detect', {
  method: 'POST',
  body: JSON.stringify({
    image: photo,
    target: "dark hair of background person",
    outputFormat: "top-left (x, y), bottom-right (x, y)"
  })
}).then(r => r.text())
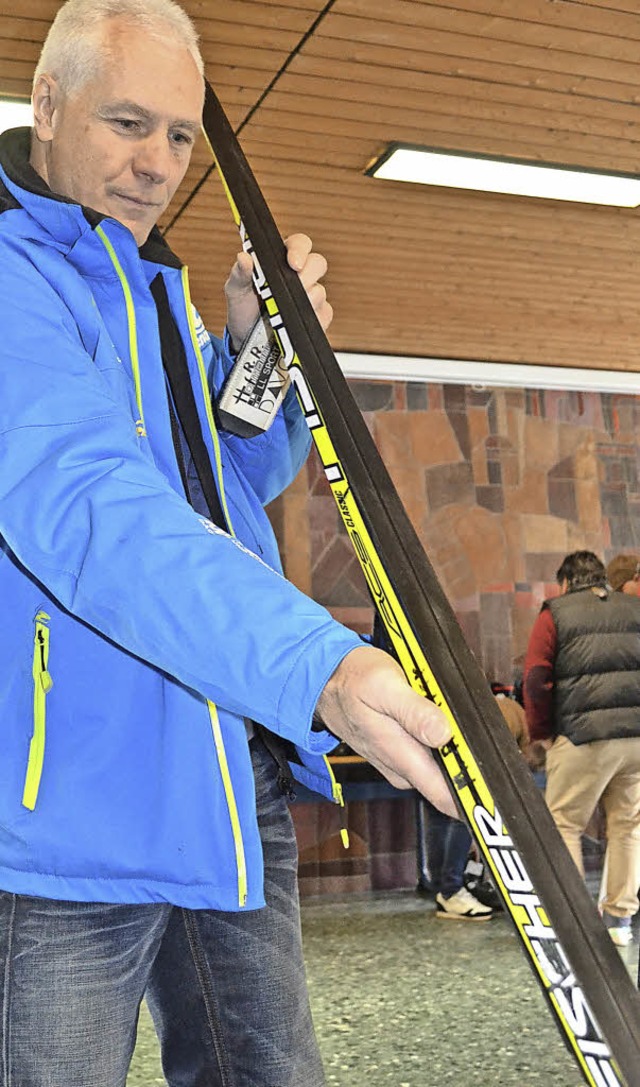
top-left (556, 551), bottom-right (606, 592)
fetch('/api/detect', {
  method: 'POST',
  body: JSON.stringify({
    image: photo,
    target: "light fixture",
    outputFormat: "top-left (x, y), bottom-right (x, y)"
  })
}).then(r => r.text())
top-left (366, 143), bottom-right (640, 208)
top-left (0, 98), bottom-right (33, 135)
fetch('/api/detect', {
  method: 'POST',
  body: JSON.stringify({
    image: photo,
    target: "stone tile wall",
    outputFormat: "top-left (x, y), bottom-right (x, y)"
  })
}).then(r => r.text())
top-left (270, 380), bottom-right (640, 894)
top-left (272, 381), bottom-right (640, 679)
top-left (294, 793), bottom-right (417, 898)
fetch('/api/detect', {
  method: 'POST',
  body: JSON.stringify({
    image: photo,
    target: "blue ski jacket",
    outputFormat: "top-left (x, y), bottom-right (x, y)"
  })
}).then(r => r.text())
top-left (0, 128), bottom-right (361, 910)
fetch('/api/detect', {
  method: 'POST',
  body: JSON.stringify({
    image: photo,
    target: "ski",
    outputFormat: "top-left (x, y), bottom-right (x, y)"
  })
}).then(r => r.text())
top-left (198, 81), bottom-right (640, 1087)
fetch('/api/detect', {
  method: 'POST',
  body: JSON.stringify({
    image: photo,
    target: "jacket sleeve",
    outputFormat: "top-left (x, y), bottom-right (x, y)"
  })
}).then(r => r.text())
top-left (523, 607), bottom-right (557, 743)
top-left (206, 331), bottom-right (312, 507)
top-left (0, 247), bottom-right (358, 750)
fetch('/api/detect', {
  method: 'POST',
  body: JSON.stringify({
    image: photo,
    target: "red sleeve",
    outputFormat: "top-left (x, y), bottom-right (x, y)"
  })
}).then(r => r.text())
top-left (523, 607), bottom-right (557, 743)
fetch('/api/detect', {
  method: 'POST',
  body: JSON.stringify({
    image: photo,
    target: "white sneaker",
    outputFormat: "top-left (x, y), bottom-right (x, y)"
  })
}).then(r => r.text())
top-left (608, 926), bottom-right (633, 947)
top-left (435, 887), bottom-right (493, 921)
top-left (602, 911), bottom-right (633, 947)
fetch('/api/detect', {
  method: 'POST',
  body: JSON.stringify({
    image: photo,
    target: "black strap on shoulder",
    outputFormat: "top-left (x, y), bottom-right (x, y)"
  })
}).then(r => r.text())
top-left (165, 384), bottom-right (191, 498)
top-left (149, 272), bottom-right (227, 531)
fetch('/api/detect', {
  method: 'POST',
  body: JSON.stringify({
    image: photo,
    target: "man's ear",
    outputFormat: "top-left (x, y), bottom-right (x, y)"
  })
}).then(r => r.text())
top-left (31, 74), bottom-right (59, 143)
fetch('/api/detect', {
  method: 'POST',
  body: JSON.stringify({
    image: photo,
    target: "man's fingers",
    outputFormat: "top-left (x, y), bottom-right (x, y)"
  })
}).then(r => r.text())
top-left (307, 282), bottom-right (327, 311)
top-left (306, 283), bottom-right (333, 331)
top-left (364, 759), bottom-right (412, 791)
top-left (297, 251), bottom-right (328, 290)
top-left (284, 232), bottom-right (313, 271)
top-left (376, 727), bottom-right (458, 816)
top-left (378, 671), bottom-right (453, 749)
top-left (224, 252), bottom-right (254, 295)
top-left (387, 687), bottom-right (458, 813)
top-left (359, 728), bottom-right (458, 816)
top-left (284, 237), bottom-right (331, 326)
top-left (235, 250), bottom-right (254, 282)
top-left (411, 748), bottom-right (459, 817)
top-left (412, 696), bottom-right (454, 748)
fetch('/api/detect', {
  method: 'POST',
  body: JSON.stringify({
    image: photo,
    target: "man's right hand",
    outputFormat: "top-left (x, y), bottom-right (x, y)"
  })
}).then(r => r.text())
top-left (314, 645), bottom-right (458, 818)
top-left (224, 233), bottom-right (332, 352)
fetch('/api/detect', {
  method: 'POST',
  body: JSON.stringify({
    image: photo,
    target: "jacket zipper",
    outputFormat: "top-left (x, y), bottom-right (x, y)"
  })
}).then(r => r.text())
top-left (324, 756), bottom-right (350, 848)
top-left (22, 611), bottom-right (53, 810)
top-left (208, 702), bottom-right (248, 907)
top-left (182, 266), bottom-right (249, 904)
top-left (95, 225), bottom-right (147, 438)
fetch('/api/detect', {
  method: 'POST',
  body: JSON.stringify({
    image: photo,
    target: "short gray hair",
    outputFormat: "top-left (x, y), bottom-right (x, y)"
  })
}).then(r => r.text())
top-left (33, 0), bottom-right (204, 94)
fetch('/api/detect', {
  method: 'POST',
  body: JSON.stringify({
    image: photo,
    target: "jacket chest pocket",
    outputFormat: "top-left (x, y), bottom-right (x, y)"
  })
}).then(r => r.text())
top-left (22, 611), bottom-right (53, 811)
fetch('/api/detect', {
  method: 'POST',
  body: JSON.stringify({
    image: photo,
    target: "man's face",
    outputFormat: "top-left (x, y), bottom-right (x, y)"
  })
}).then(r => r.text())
top-left (31, 18), bottom-right (204, 245)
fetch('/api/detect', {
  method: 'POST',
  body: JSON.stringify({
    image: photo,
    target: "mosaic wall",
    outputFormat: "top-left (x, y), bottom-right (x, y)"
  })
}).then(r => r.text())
top-left (293, 793), bottom-right (418, 898)
top-left (268, 380), bottom-right (640, 895)
top-left (270, 381), bottom-right (640, 683)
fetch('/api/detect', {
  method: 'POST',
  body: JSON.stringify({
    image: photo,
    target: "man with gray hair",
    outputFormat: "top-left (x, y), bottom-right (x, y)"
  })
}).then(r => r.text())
top-left (0, 2), bottom-right (454, 1084)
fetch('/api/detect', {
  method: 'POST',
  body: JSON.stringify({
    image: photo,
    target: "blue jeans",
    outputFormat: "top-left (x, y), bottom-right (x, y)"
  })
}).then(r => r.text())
top-left (0, 736), bottom-right (324, 1087)
top-left (424, 799), bottom-right (472, 898)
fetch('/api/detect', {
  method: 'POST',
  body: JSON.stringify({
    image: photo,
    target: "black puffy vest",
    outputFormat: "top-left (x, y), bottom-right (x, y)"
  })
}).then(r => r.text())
top-left (548, 586), bottom-right (640, 745)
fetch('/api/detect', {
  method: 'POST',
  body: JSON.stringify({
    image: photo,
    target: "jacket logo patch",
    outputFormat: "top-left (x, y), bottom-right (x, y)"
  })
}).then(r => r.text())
top-left (192, 306), bottom-right (211, 351)
top-left (198, 518), bottom-right (279, 576)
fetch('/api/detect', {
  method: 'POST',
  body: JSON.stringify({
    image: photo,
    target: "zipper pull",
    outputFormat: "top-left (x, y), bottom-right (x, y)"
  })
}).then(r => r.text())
top-left (276, 769), bottom-right (297, 802)
top-left (36, 626), bottom-right (53, 693)
top-left (334, 782), bottom-right (350, 849)
top-left (40, 671), bottom-right (53, 694)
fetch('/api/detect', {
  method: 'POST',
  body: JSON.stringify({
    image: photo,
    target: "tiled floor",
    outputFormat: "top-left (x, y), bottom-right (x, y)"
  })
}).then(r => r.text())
top-left (126, 889), bottom-right (639, 1087)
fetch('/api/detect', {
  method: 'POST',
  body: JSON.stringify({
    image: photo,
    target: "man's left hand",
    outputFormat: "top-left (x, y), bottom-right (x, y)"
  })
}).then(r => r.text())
top-left (224, 233), bottom-right (333, 352)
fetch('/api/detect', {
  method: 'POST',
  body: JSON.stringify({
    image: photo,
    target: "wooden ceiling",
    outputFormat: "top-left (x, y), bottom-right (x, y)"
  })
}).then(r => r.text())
top-left (2, 0), bottom-right (640, 374)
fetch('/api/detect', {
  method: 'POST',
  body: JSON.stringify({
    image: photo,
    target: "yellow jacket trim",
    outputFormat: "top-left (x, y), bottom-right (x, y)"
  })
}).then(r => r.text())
top-left (96, 226), bottom-right (147, 438)
top-left (324, 755), bottom-right (350, 848)
top-left (22, 611), bottom-right (53, 810)
top-left (207, 702), bottom-right (248, 906)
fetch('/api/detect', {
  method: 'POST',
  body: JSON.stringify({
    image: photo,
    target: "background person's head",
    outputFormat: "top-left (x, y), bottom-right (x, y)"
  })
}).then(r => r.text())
top-left (30, 0), bottom-right (205, 245)
top-left (555, 550), bottom-right (606, 595)
top-left (606, 553), bottom-right (640, 595)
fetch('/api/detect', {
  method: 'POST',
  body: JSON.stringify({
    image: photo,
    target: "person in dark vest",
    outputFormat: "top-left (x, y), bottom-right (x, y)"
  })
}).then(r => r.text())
top-left (524, 550), bottom-right (640, 947)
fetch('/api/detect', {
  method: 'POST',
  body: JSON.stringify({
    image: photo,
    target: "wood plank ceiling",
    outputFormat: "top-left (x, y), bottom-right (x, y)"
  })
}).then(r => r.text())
top-left (2, 0), bottom-right (640, 373)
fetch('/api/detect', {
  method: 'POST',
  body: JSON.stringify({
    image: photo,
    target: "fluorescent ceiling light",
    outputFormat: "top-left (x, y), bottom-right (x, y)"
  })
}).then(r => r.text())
top-left (367, 144), bottom-right (640, 207)
top-left (0, 99), bottom-right (33, 134)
